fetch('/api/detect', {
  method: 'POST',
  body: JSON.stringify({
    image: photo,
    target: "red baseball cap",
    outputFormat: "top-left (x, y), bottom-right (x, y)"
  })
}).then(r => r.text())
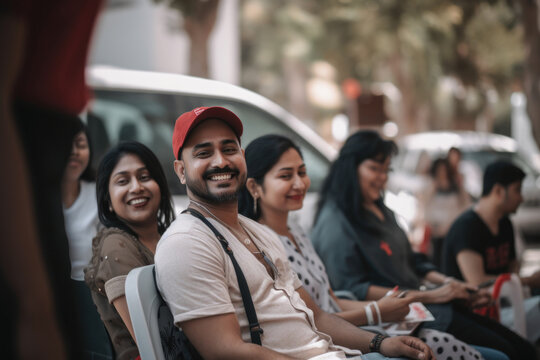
top-left (172, 106), bottom-right (243, 160)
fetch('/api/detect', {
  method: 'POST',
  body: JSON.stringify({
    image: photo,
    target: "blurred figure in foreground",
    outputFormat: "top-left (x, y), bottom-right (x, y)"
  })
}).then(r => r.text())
top-left (0, 1), bottom-right (103, 358)
top-left (442, 160), bottom-right (540, 343)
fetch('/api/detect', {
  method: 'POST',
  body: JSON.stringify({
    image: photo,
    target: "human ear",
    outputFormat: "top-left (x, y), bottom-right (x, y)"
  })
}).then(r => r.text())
top-left (245, 178), bottom-right (261, 198)
top-left (174, 160), bottom-right (186, 184)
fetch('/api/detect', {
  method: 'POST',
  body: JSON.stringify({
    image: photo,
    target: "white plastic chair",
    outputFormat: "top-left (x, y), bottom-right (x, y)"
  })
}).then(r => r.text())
top-left (495, 273), bottom-right (527, 338)
top-left (125, 264), bottom-right (166, 360)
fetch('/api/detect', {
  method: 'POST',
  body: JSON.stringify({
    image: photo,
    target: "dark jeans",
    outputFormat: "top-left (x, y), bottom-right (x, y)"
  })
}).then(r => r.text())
top-left (14, 102), bottom-right (83, 359)
top-left (445, 305), bottom-right (537, 360)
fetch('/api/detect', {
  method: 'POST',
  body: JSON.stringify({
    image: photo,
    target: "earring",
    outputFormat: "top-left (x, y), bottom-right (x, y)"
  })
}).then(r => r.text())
top-left (109, 205), bottom-right (114, 213)
top-left (253, 197), bottom-right (258, 214)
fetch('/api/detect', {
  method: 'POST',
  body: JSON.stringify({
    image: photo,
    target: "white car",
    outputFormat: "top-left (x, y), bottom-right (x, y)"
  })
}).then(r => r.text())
top-left (85, 66), bottom-right (337, 231)
top-left (387, 131), bottom-right (540, 242)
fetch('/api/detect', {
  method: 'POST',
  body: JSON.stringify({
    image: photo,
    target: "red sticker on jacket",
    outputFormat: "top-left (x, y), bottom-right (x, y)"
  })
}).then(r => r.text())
top-left (380, 241), bottom-right (392, 256)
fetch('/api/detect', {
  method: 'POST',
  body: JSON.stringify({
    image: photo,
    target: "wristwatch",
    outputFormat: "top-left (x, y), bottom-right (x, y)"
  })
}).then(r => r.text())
top-left (369, 333), bottom-right (388, 353)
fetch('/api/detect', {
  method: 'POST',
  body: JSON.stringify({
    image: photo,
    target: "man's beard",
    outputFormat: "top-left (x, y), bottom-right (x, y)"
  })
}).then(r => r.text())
top-left (186, 166), bottom-right (247, 204)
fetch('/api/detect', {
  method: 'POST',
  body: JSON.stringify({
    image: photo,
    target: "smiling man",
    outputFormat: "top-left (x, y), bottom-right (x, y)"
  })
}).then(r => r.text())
top-left (154, 106), bottom-right (433, 360)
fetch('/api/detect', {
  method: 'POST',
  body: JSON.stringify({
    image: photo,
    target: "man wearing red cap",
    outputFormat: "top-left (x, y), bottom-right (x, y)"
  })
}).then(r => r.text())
top-left (155, 106), bottom-right (433, 360)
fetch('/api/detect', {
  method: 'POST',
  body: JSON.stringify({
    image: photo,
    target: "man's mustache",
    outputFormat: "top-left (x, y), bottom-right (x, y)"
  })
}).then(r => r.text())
top-left (203, 166), bottom-right (240, 178)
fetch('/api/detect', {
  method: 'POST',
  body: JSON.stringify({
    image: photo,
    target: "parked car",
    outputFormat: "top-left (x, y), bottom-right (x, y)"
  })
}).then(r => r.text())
top-left (387, 131), bottom-right (540, 242)
top-left (85, 66), bottom-right (337, 231)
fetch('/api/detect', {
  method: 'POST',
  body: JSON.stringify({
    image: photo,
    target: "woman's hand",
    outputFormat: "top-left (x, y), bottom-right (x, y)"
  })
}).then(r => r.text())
top-left (468, 288), bottom-right (493, 308)
top-left (425, 280), bottom-right (474, 304)
top-left (377, 292), bottom-right (411, 322)
top-left (379, 336), bottom-right (434, 360)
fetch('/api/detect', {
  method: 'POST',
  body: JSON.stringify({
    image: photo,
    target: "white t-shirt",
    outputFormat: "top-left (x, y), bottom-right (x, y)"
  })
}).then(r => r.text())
top-left (63, 180), bottom-right (99, 280)
top-left (155, 213), bottom-right (361, 360)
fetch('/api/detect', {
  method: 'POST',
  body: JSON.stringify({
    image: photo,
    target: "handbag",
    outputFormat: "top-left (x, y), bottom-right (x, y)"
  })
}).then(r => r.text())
top-left (153, 208), bottom-right (263, 360)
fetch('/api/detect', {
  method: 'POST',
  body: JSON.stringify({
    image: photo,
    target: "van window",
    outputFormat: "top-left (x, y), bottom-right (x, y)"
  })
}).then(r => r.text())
top-left (88, 89), bottom-right (330, 195)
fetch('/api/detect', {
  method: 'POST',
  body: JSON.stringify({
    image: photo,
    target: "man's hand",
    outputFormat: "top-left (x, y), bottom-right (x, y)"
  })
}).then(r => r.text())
top-left (377, 292), bottom-right (411, 322)
top-left (379, 336), bottom-right (434, 360)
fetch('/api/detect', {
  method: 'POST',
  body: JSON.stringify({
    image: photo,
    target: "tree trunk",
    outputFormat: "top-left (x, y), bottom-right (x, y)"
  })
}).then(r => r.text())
top-left (518, 0), bottom-right (540, 148)
top-left (282, 58), bottom-right (313, 126)
top-left (389, 50), bottom-right (418, 135)
top-left (183, 0), bottom-right (219, 78)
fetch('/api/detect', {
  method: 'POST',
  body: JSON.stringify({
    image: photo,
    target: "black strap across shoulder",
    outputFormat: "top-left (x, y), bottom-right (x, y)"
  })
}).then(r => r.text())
top-left (182, 208), bottom-right (263, 345)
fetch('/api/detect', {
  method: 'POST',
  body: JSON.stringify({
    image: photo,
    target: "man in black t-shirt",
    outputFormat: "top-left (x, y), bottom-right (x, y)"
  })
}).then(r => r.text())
top-left (442, 160), bottom-right (540, 342)
top-left (442, 210), bottom-right (516, 281)
top-left (442, 161), bottom-right (526, 282)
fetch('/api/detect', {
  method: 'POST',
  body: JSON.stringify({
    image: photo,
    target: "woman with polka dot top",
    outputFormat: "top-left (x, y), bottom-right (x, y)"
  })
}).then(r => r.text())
top-left (85, 142), bottom-right (175, 360)
top-left (239, 134), bottom-right (508, 360)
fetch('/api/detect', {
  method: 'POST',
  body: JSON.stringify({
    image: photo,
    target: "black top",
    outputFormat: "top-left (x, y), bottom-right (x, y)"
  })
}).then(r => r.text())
top-left (442, 209), bottom-right (516, 280)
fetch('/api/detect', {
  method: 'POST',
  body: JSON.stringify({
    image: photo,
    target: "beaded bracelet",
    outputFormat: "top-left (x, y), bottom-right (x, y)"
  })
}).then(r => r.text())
top-left (369, 333), bottom-right (388, 353)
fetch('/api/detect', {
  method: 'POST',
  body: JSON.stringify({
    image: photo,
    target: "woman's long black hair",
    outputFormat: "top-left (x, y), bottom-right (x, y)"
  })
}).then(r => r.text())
top-left (315, 130), bottom-right (397, 224)
top-left (96, 141), bottom-right (175, 237)
top-left (238, 134), bottom-right (303, 220)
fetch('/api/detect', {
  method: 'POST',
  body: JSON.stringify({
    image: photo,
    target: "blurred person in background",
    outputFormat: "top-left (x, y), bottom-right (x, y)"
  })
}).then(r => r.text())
top-left (447, 147), bottom-right (464, 190)
top-left (239, 134), bottom-right (509, 360)
top-left (0, 1), bottom-right (103, 358)
top-left (312, 130), bottom-right (537, 360)
top-left (442, 160), bottom-right (540, 344)
top-left (61, 120), bottom-right (113, 359)
top-left (418, 158), bottom-right (471, 267)
top-left (447, 147), bottom-right (482, 200)
top-left (85, 141), bottom-right (175, 360)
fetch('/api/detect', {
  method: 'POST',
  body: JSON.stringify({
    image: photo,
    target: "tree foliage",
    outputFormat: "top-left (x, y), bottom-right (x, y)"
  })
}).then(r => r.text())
top-left (241, 0), bottom-right (531, 138)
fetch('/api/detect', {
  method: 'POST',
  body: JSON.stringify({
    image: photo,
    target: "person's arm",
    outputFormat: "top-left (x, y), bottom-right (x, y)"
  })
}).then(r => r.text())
top-left (456, 250), bottom-right (496, 286)
top-left (112, 296), bottom-right (136, 343)
top-left (180, 313), bottom-right (294, 360)
top-left (333, 290), bottom-right (411, 325)
top-left (297, 287), bottom-right (433, 359)
top-left (91, 231), bottom-right (149, 342)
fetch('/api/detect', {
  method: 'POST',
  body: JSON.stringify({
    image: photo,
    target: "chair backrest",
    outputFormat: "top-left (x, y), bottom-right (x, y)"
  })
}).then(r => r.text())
top-left (125, 265), bottom-right (166, 360)
top-left (494, 273), bottom-right (527, 338)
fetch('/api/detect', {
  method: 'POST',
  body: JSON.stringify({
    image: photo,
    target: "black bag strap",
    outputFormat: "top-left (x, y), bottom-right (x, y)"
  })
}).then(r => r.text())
top-left (182, 208), bottom-right (263, 345)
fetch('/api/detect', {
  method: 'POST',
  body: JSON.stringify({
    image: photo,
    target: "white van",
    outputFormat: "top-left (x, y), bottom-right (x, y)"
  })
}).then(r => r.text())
top-left (85, 66), bottom-right (337, 231)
